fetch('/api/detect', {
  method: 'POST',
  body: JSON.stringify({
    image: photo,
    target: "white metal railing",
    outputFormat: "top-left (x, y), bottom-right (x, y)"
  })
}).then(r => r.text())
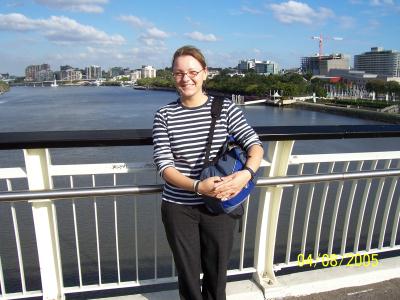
top-left (0, 140), bottom-right (400, 299)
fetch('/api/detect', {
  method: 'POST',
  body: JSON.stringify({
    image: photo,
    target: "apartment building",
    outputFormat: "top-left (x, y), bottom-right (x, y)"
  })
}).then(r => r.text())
top-left (354, 47), bottom-right (400, 77)
top-left (25, 64), bottom-right (52, 81)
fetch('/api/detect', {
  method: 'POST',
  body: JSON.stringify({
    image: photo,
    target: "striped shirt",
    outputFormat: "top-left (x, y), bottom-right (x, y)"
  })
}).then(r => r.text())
top-left (152, 96), bottom-right (261, 205)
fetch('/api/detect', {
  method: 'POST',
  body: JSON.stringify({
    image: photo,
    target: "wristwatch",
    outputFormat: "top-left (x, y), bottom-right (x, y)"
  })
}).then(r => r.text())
top-left (243, 166), bottom-right (256, 181)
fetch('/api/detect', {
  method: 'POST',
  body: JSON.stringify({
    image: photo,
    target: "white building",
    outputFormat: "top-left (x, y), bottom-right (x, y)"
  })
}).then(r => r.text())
top-left (129, 70), bottom-right (142, 82)
top-left (141, 65), bottom-right (156, 78)
top-left (238, 59), bottom-right (279, 75)
top-left (61, 69), bottom-right (82, 81)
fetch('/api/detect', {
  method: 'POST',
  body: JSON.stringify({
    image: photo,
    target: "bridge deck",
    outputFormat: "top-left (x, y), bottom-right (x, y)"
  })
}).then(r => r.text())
top-left (89, 256), bottom-right (400, 300)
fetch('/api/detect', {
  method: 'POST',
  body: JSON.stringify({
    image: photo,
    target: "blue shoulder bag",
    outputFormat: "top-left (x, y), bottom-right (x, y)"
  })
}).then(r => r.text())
top-left (199, 98), bottom-right (256, 216)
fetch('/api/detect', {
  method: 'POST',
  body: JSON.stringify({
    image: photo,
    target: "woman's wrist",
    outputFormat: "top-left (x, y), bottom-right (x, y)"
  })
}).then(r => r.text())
top-left (193, 180), bottom-right (202, 195)
top-left (243, 166), bottom-right (255, 181)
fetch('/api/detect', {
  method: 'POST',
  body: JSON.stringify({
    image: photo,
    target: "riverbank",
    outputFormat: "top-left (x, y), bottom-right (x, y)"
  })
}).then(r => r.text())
top-left (0, 81), bottom-right (10, 94)
top-left (295, 101), bottom-right (400, 124)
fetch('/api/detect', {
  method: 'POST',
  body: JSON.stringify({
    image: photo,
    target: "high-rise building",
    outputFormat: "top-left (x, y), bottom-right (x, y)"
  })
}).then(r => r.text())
top-left (85, 65), bottom-right (102, 79)
top-left (301, 54), bottom-right (349, 75)
top-left (109, 67), bottom-right (124, 78)
top-left (25, 64), bottom-right (51, 81)
top-left (238, 59), bottom-right (279, 75)
top-left (354, 47), bottom-right (400, 77)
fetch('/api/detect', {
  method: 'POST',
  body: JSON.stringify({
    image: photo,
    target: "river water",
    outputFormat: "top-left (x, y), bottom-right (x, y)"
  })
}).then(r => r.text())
top-left (0, 87), bottom-right (399, 292)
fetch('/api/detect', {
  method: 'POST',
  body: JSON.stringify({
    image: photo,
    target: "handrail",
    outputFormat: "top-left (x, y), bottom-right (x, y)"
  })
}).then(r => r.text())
top-left (1, 125), bottom-right (400, 150)
top-left (1, 168), bottom-right (399, 203)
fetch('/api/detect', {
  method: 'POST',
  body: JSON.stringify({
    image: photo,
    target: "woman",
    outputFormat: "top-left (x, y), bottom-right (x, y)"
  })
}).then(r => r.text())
top-left (153, 45), bottom-right (263, 300)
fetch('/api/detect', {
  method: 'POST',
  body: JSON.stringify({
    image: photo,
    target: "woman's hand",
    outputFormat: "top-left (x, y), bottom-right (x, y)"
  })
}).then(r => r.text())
top-left (197, 176), bottom-right (226, 197)
top-left (213, 170), bottom-right (252, 200)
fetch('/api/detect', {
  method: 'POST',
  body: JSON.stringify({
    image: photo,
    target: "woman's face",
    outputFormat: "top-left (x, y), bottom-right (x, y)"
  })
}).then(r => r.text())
top-left (173, 55), bottom-right (208, 100)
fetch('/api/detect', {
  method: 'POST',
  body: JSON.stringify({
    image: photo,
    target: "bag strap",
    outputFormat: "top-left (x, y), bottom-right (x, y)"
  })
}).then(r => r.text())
top-left (204, 97), bottom-right (223, 167)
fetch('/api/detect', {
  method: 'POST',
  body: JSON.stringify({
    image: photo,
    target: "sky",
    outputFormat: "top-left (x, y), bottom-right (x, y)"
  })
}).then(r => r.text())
top-left (1, 0), bottom-right (400, 76)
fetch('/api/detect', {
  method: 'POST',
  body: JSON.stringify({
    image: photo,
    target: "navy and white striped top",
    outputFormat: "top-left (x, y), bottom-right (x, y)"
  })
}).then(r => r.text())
top-left (152, 96), bottom-right (262, 205)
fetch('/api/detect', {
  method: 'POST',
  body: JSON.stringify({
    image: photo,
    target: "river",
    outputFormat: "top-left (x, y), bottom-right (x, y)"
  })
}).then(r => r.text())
top-left (0, 86), bottom-right (399, 292)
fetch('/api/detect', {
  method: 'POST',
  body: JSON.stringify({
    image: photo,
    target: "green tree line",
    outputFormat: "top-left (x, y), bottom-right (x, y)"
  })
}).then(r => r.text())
top-left (137, 69), bottom-right (327, 98)
top-left (137, 69), bottom-right (400, 98)
top-left (365, 80), bottom-right (400, 94)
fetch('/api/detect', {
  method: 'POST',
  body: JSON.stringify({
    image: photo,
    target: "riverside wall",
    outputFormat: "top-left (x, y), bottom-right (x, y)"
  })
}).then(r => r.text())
top-left (294, 101), bottom-right (400, 124)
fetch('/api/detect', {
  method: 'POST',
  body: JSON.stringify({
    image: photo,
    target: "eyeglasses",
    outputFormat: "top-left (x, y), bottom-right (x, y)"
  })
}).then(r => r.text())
top-left (172, 69), bottom-right (204, 79)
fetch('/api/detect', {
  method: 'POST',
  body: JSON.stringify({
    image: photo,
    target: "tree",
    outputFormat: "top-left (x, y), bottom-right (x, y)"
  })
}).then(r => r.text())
top-left (366, 80), bottom-right (386, 94)
top-left (303, 72), bottom-right (313, 81)
top-left (386, 81), bottom-right (400, 94)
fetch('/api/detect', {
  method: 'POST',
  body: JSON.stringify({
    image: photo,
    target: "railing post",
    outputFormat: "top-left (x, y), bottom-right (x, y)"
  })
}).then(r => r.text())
top-left (23, 149), bottom-right (64, 300)
top-left (253, 140), bottom-right (294, 289)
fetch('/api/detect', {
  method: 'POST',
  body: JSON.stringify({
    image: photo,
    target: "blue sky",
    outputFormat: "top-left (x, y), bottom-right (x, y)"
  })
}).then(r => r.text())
top-left (1, 0), bottom-right (400, 76)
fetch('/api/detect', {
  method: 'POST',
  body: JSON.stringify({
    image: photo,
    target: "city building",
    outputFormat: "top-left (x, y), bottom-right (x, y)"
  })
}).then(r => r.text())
top-left (0, 73), bottom-right (9, 80)
top-left (122, 68), bottom-right (131, 75)
top-left (328, 69), bottom-right (400, 84)
top-left (129, 70), bottom-right (142, 82)
top-left (238, 60), bottom-right (255, 72)
top-left (301, 54), bottom-right (349, 76)
top-left (60, 65), bottom-right (73, 71)
top-left (282, 68), bottom-right (302, 74)
top-left (354, 47), bottom-right (400, 77)
top-left (37, 69), bottom-right (54, 82)
top-left (60, 68), bottom-right (82, 81)
top-left (85, 65), bottom-right (102, 79)
top-left (141, 65), bottom-right (156, 78)
top-left (25, 64), bottom-right (52, 81)
top-left (207, 68), bottom-right (220, 79)
top-left (109, 67), bottom-right (124, 78)
top-left (238, 59), bottom-right (279, 75)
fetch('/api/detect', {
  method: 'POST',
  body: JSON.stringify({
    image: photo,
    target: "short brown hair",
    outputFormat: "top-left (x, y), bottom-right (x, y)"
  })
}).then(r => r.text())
top-left (172, 45), bottom-right (207, 69)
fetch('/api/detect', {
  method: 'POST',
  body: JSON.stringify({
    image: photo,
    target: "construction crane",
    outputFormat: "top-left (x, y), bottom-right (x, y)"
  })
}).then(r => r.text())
top-left (312, 34), bottom-right (343, 59)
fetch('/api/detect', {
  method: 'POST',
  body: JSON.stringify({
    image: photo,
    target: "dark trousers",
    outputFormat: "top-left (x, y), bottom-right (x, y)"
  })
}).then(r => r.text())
top-left (161, 201), bottom-right (236, 300)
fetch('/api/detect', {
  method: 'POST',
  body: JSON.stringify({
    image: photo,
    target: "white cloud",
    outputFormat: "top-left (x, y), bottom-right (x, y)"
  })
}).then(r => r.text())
top-left (370, 0), bottom-right (394, 5)
top-left (119, 14), bottom-right (170, 46)
top-left (129, 46), bottom-right (170, 68)
top-left (269, 1), bottom-right (334, 24)
top-left (118, 15), bottom-right (151, 28)
top-left (139, 35), bottom-right (166, 47)
top-left (147, 27), bottom-right (169, 39)
top-left (0, 13), bottom-right (37, 30)
top-left (0, 13), bottom-right (125, 45)
top-left (34, 0), bottom-right (108, 14)
top-left (184, 31), bottom-right (218, 42)
top-left (241, 5), bottom-right (263, 15)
